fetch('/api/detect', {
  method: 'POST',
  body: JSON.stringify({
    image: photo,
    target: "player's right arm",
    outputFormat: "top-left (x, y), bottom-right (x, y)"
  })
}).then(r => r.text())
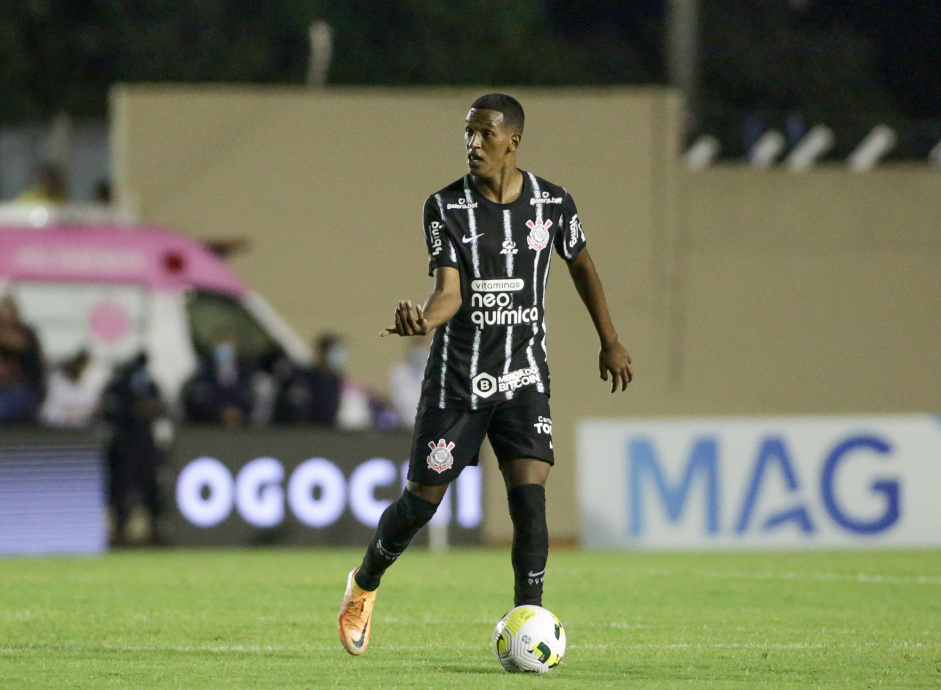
top-left (380, 267), bottom-right (461, 337)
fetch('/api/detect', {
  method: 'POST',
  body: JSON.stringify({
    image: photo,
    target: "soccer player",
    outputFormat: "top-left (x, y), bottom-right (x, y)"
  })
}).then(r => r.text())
top-left (338, 93), bottom-right (633, 655)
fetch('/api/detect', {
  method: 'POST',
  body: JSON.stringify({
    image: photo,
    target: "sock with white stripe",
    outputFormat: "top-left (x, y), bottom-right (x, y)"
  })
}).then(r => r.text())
top-left (355, 489), bottom-right (438, 591)
top-left (507, 483), bottom-right (548, 606)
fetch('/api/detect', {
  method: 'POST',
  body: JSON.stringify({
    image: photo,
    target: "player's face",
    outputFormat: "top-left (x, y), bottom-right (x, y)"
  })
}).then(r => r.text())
top-left (465, 108), bottom-right (519, 177)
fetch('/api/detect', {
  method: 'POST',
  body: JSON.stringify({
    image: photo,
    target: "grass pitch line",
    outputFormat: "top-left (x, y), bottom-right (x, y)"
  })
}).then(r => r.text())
top-left (642, 568), bottom-right (941, 586)
top-left (3, 641), bottom-right (938, 655)
top-left (573, 641), bottom-right (941, 651)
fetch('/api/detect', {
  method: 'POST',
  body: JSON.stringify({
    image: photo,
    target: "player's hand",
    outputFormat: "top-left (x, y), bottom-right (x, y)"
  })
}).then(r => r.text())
top-left (599, 341), bottom-right (633, 393)
top-left (380, 300), bottom-right (431, 337)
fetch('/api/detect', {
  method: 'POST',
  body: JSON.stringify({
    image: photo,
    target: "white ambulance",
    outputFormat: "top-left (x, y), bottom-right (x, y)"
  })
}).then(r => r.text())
top-left (0, 203), bottom-right (310, 406)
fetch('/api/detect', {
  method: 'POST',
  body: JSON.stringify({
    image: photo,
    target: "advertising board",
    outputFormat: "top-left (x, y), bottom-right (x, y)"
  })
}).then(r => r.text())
top-left (577, 416), bottom-right (941, 549)
top-left (167, 427), bottom-right (483, 546)
top-left (0, 430), bottom-right (106, 555)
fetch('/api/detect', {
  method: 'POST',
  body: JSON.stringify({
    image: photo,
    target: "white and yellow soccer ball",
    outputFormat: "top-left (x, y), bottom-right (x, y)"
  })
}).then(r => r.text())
top-left (492, 605), bottom-right (566, 673)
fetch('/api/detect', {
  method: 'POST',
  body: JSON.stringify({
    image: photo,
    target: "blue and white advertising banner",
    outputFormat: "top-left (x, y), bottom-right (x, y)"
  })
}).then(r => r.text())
top-left (577, 416), bottom-right (941, 549)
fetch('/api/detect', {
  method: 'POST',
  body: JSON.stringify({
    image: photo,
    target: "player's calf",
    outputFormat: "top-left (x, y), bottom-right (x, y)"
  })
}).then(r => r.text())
top-left (507, 483), bottom-right (548, 606)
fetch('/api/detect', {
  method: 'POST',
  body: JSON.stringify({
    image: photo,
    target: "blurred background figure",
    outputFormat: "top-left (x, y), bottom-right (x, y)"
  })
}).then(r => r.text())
top-left (16, 162), bottom-right (68, 204)
top-left (101, 353), bottom-right (168, 546)
top-left (0, 296), bottom-right (46, 425)
top-left (389, 337), bottom-right (429, 429)
top-left (92, 179), bottom-right (112, 205)
top-left (275, 332), bottom-right (346, 426)
top-left (182, 331), bottom-right (254, 427)
top-left (39, 348), bottom-right (97, 428)
top-left (251, 345), bottom-right (295, 426)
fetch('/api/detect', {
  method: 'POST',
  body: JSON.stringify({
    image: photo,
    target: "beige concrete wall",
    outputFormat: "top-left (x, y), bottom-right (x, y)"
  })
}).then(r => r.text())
top-left (676, 167), bottom-right (941, 416)
top-left (111, 86), bottom-right (941, 544)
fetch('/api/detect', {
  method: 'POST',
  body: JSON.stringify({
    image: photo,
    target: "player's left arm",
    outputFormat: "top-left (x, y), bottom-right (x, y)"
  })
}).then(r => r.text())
top-left (567, 248), bottom-right (633, 392)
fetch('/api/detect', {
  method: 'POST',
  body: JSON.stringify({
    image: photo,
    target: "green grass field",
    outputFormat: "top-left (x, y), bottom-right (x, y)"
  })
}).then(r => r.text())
top-left (0, 548), bottom-right (938, 688)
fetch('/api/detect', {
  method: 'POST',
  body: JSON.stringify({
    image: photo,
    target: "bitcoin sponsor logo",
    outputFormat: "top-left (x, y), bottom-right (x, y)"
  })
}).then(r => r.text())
top-left (472, 372), bottom-right (497, 398)
top-left (473, 368), bottom-right (542, 397)
top-left (499, 367), bottom-right (541, 393)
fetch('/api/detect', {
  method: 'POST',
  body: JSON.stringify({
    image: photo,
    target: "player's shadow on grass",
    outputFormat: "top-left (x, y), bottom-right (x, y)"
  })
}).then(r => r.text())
top-left (435, 664), bottom-right (504, 674)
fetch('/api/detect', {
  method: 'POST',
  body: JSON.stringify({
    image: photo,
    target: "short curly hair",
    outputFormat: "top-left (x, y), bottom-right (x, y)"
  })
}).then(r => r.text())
top-left (470, 93), bottom-right (524, 134)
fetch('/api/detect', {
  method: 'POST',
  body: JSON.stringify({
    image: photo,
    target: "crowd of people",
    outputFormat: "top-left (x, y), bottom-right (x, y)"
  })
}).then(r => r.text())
top-left (1, 297), bottom-right (426, 433)
top-left (0, 293), bottom-right (427, 545)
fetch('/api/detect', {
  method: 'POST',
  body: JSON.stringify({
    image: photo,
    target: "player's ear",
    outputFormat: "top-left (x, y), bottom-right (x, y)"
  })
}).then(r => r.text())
top-left (510, 133), bottom-right (521, 151)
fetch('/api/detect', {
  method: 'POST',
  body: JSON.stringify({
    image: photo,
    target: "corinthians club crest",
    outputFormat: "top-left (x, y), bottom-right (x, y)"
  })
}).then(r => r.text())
top-left (526, 218), bottom-right (552, 251)
top-left (427, 439), bottom-right (456, 474)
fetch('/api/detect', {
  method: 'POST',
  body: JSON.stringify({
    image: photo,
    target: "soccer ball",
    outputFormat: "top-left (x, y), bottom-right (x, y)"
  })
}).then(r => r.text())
top-left (492, 605), bottom-right (566, 673)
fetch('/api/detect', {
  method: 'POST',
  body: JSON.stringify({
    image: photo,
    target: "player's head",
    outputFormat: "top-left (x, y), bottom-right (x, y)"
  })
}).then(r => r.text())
top-left (466, 93), bottom-right (524, 177)
top-left (470, 93), bottom-right (524, 135)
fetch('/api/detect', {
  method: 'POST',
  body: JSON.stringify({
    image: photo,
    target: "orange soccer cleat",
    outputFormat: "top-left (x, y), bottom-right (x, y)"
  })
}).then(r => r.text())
top-left (338, 567), bottom-right (377, 655)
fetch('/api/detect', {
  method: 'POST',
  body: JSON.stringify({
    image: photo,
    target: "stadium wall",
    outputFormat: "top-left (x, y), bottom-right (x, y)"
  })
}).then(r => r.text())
top-left (110, 87), bottom-right (941, 545)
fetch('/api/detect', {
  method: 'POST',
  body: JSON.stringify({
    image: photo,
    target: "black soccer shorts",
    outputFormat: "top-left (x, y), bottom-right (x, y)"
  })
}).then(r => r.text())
top-left (407, 391), bottom-right (555, 486)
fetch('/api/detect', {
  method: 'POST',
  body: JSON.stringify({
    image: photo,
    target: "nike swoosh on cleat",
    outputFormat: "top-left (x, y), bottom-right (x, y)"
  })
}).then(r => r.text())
top-left (527, 570), bottom-right (545, 578)
top-left (462, 233), bottom-right (484, 243)
top-left (351, 616), bottom-right (369, 650)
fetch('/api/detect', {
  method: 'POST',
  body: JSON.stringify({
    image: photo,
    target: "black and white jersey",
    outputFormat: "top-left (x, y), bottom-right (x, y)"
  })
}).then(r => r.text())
top-left (421, 171), bottom-right (587, 409)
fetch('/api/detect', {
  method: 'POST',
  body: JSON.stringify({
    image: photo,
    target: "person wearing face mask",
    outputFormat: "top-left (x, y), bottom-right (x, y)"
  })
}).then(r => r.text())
top-left (182, 332), bottom-right (254, 426)
top-left (388, 337), bottom-right (430, 429)
top-left (273, 332), bottom-right (344, 426)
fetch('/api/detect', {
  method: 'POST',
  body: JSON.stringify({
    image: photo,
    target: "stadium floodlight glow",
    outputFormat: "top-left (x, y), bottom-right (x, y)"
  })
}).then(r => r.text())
top-left (748, 130), bottom-right (786, 169)
top-left (847, 125), bottom-right (896, 172)
top-left (684, 135), bottom-right (721, 170)
top-left (785, 124), bottom-right (835, 171)
top-left (928, 139), bottom-right (941, 168)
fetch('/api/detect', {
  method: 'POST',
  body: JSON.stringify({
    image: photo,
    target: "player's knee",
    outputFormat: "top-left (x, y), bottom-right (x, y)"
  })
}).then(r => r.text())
top-left (507, 483), bottom-right (547, 524)
top-left (501, 457), bottom-right (550, 489)
top-left (400, 486), bottom-right (441, 527)
top-left (405, 481), bottom-right (448, 506)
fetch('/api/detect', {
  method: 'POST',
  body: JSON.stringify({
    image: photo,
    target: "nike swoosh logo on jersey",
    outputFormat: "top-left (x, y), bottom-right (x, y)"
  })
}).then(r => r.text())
top-left (351, 616), bottom-right (369, 650)
top-left (462, 232), bottom-right (484, 243)
top-left (528, 570), bottom-right (545, 578)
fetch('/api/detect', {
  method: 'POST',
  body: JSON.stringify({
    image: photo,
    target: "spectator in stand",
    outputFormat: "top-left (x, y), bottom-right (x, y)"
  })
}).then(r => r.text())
top-left (182, 332), bottom-right (254, 426)
top-left (0, 296), bottom-right (45, 425)
top-left (39, 348), bottom-right (98, 428)
top-left (16, 163), bottom-right (68, 204)
top-left (274, 333), bottom-right (344, 426)
top-left (252, 345), bottom-right (295, 426)
top-left (388, 337), bottom-right (429, 429)
top-left (101, 352), bottom-right (167, 546)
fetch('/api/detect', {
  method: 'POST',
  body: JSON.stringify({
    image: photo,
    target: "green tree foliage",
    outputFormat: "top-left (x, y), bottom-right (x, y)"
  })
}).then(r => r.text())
top-left (698, 0), bottom-right (899, 151)
top-left (323, 0), bottom-right (586, 85)
top-left (0, 0), bottom-right (321, 122)
top-left (0, 0), bottom-right (587, 123)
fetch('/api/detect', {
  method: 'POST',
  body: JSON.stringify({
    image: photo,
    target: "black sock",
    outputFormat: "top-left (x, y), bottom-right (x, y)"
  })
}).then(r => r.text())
top-left (355, 489), bottom-right (439, 591)
top-left (507, 483), bottom-right (548, 606)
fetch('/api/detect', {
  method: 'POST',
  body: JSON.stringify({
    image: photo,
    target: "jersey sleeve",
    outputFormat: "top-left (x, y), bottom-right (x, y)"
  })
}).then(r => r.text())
top-left (423, 196), bottom-right (459, 277)
top-left (554, 191), bottom-right (588, 263)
